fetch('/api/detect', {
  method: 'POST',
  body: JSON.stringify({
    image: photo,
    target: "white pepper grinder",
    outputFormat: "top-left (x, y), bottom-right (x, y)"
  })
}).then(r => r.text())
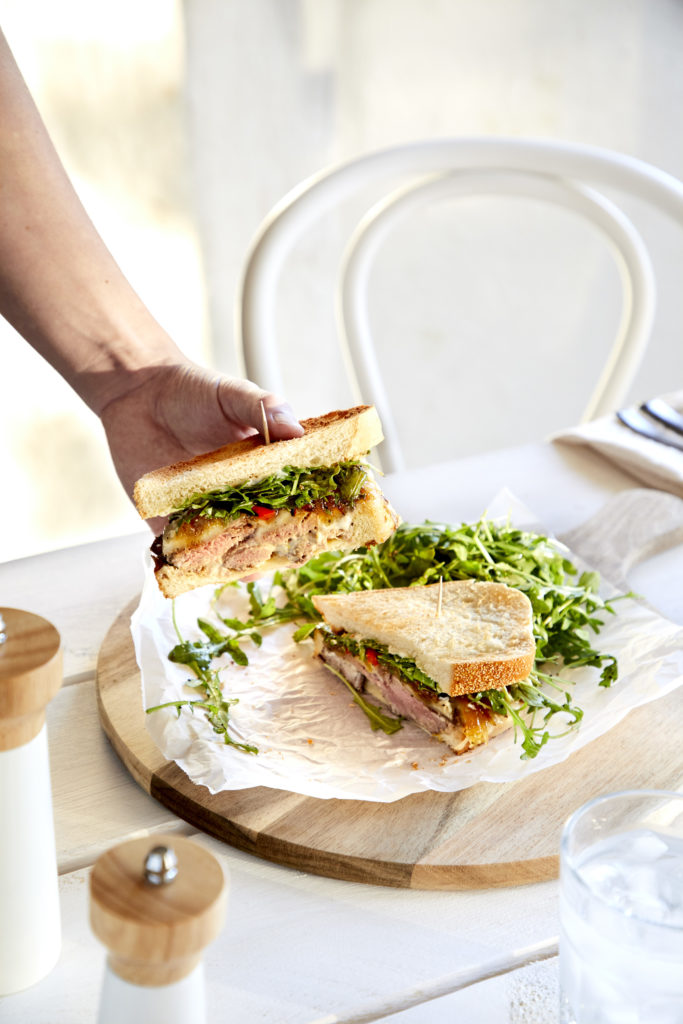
top-left (90, 834), bottom-right (228, 1024)
top-left (0, 607), bottom-right (63, 994)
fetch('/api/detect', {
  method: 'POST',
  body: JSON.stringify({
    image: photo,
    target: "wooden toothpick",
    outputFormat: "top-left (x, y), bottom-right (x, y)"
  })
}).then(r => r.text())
top-left (436, 576), bottom-right (443, 618)
top-left (260, 401), bottom-right (271, 445)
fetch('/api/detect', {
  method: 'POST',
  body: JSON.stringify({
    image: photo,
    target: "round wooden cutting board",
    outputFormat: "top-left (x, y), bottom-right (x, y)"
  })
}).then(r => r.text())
top-left (96, 490), bottom-right (683, 890)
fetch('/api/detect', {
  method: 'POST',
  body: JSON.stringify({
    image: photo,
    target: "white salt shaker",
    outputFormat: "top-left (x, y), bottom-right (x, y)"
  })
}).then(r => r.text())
top-left (90, 834), bottom-right (228, 1024)
top-left (0, 607), bottom-right (63, 994)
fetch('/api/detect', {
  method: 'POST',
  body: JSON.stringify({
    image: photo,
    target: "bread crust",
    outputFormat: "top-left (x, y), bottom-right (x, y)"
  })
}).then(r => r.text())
top-left (312, 580), bottom-right (536, 696)
top-left (134, 405), bottom-right (382, 520)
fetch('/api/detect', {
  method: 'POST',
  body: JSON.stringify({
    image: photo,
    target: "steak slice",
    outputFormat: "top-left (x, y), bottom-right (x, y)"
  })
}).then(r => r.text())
top-left (314, 634), bottom-right (511, 754)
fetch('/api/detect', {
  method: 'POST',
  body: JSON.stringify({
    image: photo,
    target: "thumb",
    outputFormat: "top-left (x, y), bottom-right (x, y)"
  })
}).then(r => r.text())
top-left (216, 378), bottom-right (304, 441)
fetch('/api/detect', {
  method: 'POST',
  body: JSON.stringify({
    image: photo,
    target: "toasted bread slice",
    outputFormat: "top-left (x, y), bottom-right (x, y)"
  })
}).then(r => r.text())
top-left (134, 405), bottom-right (382, 520)
top-left (312, 580), bottom-right (536, 697)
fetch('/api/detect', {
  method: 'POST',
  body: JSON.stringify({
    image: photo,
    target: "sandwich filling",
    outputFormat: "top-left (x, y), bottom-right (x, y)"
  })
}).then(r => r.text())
top-left (313, 629), bottom-right (514, 754)
top-left (155, 460), bottom-right (377, 577)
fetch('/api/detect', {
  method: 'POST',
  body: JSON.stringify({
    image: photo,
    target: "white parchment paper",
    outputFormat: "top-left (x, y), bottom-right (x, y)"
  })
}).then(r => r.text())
top-left (131, 494), bottom-right (683, 802)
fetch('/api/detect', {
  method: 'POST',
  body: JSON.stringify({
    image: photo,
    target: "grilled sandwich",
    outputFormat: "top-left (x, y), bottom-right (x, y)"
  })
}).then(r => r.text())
top-left (312, 580), bottom-right (536, 754)
top-left (134, 405), bottom-right (399, 598)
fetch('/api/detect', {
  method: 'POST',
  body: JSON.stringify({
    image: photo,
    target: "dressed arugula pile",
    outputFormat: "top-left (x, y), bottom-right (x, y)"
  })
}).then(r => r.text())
top-left (169, 460), bottom-right (368, 527)
top-left (148, 518), bottom-right (626, 759)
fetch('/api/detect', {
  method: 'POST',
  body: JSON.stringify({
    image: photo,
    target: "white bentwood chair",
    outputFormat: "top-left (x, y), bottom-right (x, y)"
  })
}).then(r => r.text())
top-left (237, 137), bottom-right (683, 472)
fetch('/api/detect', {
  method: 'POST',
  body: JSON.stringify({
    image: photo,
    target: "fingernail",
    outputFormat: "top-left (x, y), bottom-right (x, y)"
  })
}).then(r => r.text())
top-left (269, 404), bottom-right (303, 430)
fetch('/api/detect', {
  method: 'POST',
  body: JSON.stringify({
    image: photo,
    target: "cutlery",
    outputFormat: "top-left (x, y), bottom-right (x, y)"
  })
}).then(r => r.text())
top-left (640, 397), bottom-right (683, 437)
top-left (616, 407), bottom-right (683, 453)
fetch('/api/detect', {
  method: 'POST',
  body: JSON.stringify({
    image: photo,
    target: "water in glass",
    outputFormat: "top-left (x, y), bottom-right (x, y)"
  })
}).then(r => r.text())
top-left (560, 827), bottom-right (683, 1023)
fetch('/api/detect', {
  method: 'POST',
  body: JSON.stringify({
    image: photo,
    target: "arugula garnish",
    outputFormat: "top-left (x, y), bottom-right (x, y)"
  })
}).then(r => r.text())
top-left (273, 519), bottom-right (627, 755)
top-left (146, 602), bottom-right (259, 754)
top-left (281, 520), bottom-right (622, 686)
top-left (170, 460), bottom-right (368, 526)
top-left (151, 517), bottom-right (628, 759)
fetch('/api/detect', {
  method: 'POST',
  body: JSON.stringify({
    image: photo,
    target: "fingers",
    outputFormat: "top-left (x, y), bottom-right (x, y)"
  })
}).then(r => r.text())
top-left (263, 398), bottom-right (305, 441)
top-left (216, 377), bottom-right (304, 441)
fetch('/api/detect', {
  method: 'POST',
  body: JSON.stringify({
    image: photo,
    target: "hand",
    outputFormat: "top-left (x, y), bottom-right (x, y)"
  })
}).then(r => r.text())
top-left (0, 29), bottom-right (304, 532)
top-left (99, 360), bottom-right (304, 506)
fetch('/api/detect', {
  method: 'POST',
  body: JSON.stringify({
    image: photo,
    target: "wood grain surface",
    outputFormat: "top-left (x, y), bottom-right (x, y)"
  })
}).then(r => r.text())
top-left (0, 607), bottom-right (62, 749)
top-left (90, 834), bottom-right (227, 985)
top-left (95, 489), bottom-right (683, 890)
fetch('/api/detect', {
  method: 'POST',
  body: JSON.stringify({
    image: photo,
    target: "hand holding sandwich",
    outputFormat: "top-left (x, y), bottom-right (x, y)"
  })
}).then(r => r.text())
top-left (135, 406), bottom-right (398, 597)
top-left (0, 28), bottom-right (302, 506)
top-left (98, 365), bottom-right (303, 505)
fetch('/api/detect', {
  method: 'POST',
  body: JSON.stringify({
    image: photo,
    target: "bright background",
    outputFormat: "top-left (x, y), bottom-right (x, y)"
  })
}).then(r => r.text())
top-left (2, 0), bottom-right (683, 563)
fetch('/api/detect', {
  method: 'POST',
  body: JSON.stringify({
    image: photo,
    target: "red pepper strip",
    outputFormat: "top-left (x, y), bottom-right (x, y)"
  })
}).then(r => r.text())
top-left (365, 648), bottom-right (379, 667)
top-left (252, 505), bottom-right (277, 520)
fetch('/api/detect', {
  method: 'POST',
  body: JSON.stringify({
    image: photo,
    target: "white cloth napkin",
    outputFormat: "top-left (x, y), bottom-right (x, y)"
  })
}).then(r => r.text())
top-left (552, 391), bottom-right (683, 499)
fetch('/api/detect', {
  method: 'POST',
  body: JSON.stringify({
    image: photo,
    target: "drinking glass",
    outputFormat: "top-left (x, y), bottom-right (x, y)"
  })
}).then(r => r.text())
top-left (559, 789), bottom-right (683, 1024)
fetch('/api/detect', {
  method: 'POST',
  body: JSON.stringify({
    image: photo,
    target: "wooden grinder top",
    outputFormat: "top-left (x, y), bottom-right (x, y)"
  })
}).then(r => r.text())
top-left (90, 834), bottom-right (227, 986)
top-left (0, 607), bottom-right (62, 751)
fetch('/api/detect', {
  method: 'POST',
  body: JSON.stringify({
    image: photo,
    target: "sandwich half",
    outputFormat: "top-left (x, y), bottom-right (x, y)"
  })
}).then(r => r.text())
top-left (311, 579), bottom-right (536, 754)
top-left (134, 405), bottom-right (399, 598)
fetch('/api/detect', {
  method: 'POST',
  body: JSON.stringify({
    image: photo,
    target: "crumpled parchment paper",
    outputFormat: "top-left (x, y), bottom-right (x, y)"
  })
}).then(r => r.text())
top-left (131, 494), bottom-right (683, 802)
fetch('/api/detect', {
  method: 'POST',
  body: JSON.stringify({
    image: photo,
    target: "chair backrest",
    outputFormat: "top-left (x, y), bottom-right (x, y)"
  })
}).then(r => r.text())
top-left (237, 137), bottom-right (683, 471)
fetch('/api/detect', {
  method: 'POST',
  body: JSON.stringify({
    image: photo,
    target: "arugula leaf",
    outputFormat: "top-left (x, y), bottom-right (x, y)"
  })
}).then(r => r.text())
top-left (320, 661), bottom-right (404, 735)
top-left (169, 460), bottom-right (368, 527)
top-left (146, 600), bottom-right (258, 753)
top-left (470, 677), bottom-right (584, 760)
top-left (211, 580), bottom-right (304, 638)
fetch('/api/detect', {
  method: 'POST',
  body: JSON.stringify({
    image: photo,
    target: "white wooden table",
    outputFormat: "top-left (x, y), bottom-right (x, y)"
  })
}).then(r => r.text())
top-left (1, 440), bottom-right (681, 1023)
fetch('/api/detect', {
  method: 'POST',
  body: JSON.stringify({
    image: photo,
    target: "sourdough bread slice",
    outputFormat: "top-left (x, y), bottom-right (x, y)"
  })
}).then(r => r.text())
top-left (134, 405), bottom-right (382, 520)
top-left (312, 580), bottom-right (535, 697)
